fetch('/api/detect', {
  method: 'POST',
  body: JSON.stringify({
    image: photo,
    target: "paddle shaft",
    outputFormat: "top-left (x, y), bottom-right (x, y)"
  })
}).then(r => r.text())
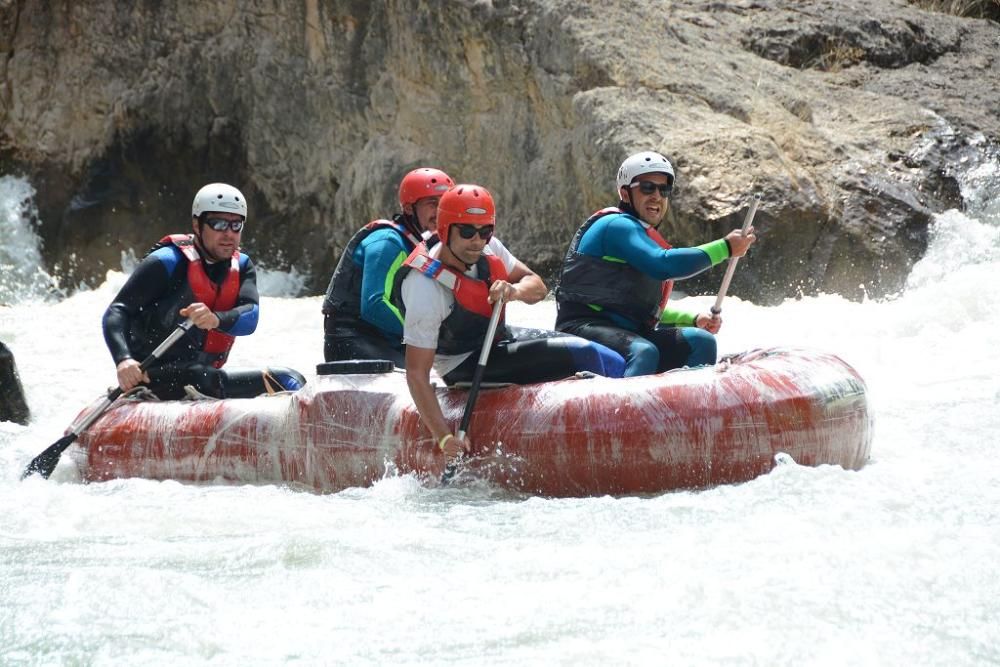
top-left (443, 297), bottom-right (504, 483)
top-left (21, 318), bottom-right (194, 479)
top-left (67, 320), bottom-right (194, 432)
top-left (457, 298), bottom-right (505, 440)
top-left (711, 193), bottom-right (761, 316)
top-left (69, 320), bottom-right (194, 433)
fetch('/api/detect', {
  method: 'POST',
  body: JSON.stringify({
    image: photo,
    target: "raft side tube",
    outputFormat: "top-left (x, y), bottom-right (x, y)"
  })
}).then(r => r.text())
top-left (316, 360), bottom-right (394, 375)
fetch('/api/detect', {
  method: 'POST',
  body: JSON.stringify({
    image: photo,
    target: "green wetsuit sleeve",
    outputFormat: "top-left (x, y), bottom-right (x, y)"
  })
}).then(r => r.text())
top-left (696, 238), bottom-right (731, 266)
top-left (658, 240), bottom-right (730, 325)
top-left (660, 307), bottom-right (697, 327)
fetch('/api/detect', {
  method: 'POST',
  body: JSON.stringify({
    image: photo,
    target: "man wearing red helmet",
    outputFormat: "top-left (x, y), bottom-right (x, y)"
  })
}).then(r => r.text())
top-left (322, 167), bottom-right (454, 366)
top-left (391, 184), bottom-right (625, 459)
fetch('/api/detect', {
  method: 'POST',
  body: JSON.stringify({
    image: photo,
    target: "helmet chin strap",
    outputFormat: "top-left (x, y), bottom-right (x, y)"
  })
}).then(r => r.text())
top-left (193, 224), bottom-right (224, 263)
top-left (620, 192), bottom-right (661, 229)
top-left (443, 236), bottom-right (475, 271)
top-left (401, 211), bottom-right (423, 238)
top-left (620, 191), bottom-right (637, 215)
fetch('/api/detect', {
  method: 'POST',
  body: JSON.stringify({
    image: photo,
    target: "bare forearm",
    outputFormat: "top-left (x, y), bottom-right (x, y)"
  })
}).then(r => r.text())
top-left (406, 374), bottom-right (451, 440)
top-left (513, 273), bottom-right (547, 304)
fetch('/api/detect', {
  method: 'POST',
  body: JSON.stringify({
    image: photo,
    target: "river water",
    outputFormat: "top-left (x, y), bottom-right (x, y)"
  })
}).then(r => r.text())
top-left (1, 164), bottom-right (999, 665)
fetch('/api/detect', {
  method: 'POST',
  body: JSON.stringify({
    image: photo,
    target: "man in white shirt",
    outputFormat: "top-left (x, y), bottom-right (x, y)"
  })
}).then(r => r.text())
top-left (395, 184), bottom-right (624, 460)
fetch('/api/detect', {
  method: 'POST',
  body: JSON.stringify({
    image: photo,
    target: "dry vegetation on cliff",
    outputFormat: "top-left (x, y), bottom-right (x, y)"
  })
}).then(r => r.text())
top-left (910, 0), bottom-right (1000, 20)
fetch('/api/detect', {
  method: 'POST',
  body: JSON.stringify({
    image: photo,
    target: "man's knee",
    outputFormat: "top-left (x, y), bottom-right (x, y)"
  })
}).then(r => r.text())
top-left (558, 337), bottom-right (625, 378)
top-left (626, 339), bottom-right (660, 376)
top-left (681, 328), bottom-right (717, 367)
top-left (219, 367), bottom-right (307, 398)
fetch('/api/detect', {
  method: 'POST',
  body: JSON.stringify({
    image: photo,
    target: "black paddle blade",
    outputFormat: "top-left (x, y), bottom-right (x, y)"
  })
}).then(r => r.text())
top-left (441, 463), bottom-right (457, 485)
top-left (441, 456), bottom-right (463, 485)
top-left (21, 433), bottom-right (79, 480)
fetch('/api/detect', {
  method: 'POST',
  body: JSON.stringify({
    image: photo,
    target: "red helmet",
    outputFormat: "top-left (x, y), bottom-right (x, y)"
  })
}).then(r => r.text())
top-left (436, 184), bottom-right (496, 243)
top-left (398, 168), bottom-right (454, 208)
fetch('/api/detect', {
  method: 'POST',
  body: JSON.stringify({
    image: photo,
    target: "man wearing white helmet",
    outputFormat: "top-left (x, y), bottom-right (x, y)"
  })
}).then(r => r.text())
top-left (103, 183), bottom-right (303, 399)
top-left (554, 151), bottom-right (756, 376)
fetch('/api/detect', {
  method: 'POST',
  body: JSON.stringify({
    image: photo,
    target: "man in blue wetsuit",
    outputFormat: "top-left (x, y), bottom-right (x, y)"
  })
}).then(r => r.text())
top-left (555, 151), bottom-right (757, 376)
top-left (322, 167), bottom-right (455, 366)
top-left (104, 183), bottom-right (303, 399)
top-left (393, 184), bottom-right (624, 459)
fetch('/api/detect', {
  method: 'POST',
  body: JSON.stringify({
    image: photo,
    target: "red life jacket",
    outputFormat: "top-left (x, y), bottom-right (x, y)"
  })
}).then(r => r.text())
top-left (392, 242), bottom-right (510, 355)
top-left (161, 234), bottom-right (240, 368)
top-left (642, 220), bottom-right (676, 321)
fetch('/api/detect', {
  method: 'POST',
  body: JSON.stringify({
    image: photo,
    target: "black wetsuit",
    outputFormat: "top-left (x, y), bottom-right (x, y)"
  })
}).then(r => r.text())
top-left (103, 243), bottom-right (267, 399)
top-left (440, 326), bottom-right (625, 385)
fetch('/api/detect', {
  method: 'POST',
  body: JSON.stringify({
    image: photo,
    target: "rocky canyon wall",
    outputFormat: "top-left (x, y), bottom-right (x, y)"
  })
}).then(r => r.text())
top-left (1, 0), bottom-right (998, 302)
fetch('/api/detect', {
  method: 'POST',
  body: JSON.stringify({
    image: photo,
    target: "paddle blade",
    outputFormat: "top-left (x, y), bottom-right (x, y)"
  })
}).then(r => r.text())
top-left (21, 433), bottom-right (79, 480)
top-left (441, 460), bottom-right (459, 485)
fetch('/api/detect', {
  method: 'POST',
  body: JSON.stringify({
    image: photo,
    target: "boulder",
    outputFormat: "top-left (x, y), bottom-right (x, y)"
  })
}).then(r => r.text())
top-left (0, 342), bottom-right (30, 425)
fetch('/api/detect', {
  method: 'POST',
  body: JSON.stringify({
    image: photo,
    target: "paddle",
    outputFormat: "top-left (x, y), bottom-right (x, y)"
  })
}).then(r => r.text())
top-left (21, 318), bottom-right (195, 480)
top-left (442, 296), bottom-right (505, 484)
top-left (711, 193), bottom-right (761, 318)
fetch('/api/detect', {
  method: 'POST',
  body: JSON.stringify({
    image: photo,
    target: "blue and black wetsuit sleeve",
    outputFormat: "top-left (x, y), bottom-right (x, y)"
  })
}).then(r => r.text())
top-left (213, 254), bottom-right (259, 336)
top-left (102, 249), bottom-right (177, 365)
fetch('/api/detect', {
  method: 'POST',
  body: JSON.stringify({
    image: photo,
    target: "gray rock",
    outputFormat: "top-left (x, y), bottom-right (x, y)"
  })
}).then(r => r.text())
top-left (0, 342), bottom-right (30, 425)
top-left (1, 0), bottom-right (997, 304)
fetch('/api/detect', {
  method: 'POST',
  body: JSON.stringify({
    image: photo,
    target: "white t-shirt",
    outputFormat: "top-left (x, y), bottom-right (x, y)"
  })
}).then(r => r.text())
top-left (401, 238), bottom-right (518, 377)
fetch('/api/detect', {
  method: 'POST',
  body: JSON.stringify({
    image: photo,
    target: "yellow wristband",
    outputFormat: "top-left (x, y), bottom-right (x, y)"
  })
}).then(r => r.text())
top-left (438, 434), bottom-right (455, 451)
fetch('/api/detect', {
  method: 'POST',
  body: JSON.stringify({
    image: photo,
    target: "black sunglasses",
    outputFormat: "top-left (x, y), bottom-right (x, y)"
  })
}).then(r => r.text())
top-left (630, 180), bottom-right (673, 197)
top-left (204, 217), bottom-right (244, 233)
top-left (455, 224), bottom-right (494, 240)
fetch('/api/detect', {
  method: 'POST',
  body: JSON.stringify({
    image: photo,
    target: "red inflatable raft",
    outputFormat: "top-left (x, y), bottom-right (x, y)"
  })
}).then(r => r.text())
top-left (70, 347), bottom-right (873, 496)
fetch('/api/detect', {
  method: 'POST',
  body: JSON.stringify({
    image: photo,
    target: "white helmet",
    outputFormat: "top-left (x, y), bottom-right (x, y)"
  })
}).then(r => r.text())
top-left (615, 151), bottom-right (675, 194)
top-left (191, 183), bottom-right (248, 220)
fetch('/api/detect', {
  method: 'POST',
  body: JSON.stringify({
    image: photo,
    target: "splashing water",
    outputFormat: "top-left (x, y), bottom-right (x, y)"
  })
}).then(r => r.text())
top-left (0, 176), bottom-right (62, 305)
top-left (1, 152), bottom-right (1000, 664)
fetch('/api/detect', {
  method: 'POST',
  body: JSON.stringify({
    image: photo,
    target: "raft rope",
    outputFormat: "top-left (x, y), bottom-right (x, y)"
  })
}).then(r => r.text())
top-left (261, 370), bottom-right (283, 395)
top-left (123, 386), bottom-right (162, 402)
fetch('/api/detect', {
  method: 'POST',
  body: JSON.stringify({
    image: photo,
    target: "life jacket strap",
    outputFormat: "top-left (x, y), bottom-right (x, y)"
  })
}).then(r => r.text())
top-left (408, 254), bottom-right (458, 290)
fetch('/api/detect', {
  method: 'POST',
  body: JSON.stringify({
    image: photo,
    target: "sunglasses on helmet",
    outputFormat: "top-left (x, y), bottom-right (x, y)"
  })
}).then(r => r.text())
top-left (455, 224), bottom-right (494, 240)
top-left (204, 217), bottom-right (245, 233)
top-left (630, 180), bottom-right (673, 197)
